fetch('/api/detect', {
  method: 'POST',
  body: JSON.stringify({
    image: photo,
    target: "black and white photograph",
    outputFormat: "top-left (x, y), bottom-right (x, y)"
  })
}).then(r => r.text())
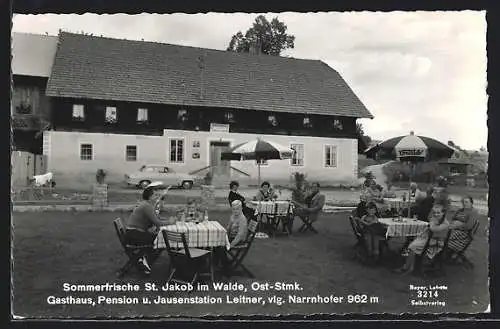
top-left (10, 11), bottom-right (489, 318)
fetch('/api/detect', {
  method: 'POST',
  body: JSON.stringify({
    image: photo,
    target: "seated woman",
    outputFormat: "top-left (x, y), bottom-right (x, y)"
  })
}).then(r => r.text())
top-left (228, 180), bottom-right (255, 220)
top-left (395, 201), bottom-right (450, 274)
top-left (447, 196), bottom-right (479, 254)
top-left (356, 180), bottom-right (384, 218)
top-left (359, 202), bottom-right (387, 264)
top-left (125, 184), bottom-right (172, 274)
top-left (253, 181), bottom-right (278, 201)
top-left (214, 200), bottom-right (249, 271)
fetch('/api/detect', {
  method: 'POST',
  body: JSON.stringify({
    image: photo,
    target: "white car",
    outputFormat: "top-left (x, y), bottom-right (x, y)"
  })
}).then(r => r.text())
top-left (125, 165), bottom-right (197, 189)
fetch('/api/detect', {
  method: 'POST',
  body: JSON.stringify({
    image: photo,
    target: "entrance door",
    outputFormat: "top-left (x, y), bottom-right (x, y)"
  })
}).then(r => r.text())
top-left (209, 141), bottom-right (231, 177)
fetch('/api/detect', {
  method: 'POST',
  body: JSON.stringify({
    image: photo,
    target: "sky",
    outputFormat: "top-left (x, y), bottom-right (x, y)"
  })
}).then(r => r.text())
top-left (12, 11), bottom-right (487, 150)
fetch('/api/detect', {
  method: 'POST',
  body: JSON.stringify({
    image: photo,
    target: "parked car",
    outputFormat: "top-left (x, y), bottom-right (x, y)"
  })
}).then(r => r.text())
top-left (125, 165), bottom-right (196, 189)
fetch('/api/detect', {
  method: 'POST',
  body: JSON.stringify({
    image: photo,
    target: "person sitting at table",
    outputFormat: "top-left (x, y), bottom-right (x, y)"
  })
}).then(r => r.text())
top-left (359, 202), bottom-right (387, 264)
top-left (356, 180), bottom-right (384, 217)
top-left (125, 184), bottom-right (172, 274)
top-left (253, 181), bottom-right (278, 201)
top-left (395, 201), bottom-right (450, 274)
top-left (181, 198), bottom-right (204, 222)
top-left (228, 180), bottom-right (255, 220)
top-left (412, 187), bottom-right (435, 222)
top-left (292, 182), bottom-right (325, 232)
top-left (410, 183), bottom-right (427, 202)
top-left (447, 196), bottom-right (479, 256)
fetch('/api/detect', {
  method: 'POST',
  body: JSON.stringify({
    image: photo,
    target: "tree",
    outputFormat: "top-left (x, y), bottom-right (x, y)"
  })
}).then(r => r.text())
top-left (226, 15), bottom-right (295, 56)
top-left (356, 123), bottom-right (372, 154)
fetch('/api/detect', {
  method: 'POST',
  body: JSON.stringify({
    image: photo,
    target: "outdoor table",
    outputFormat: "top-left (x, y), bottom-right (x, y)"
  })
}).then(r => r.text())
top-left (154, 220), bottom-right (230, 250)
top-left (378, 217), bottom-right (429, 255)
top-left (383, 197), bottom-right (414, 211)
top-left (250, 200), bottom-right (294, 236)
top-left (378, 217), bottom-right (428, 238)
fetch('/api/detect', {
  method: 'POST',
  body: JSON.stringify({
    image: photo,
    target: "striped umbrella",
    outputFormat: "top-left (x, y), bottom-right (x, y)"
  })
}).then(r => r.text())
top-left (365, 131), bottom-right (454, 162)
top-left (364, 132), bottom-right (454, 218)
top-left (221, 138), bottom-right (295, 185)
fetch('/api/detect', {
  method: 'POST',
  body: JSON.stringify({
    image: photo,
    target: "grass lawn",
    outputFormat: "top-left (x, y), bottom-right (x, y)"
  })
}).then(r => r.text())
top-left (12, 210), bottom-right (489, 318)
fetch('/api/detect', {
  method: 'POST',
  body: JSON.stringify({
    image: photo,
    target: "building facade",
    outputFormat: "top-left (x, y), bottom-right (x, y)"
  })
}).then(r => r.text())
top-left (34, 32), bottom-right (373, 187)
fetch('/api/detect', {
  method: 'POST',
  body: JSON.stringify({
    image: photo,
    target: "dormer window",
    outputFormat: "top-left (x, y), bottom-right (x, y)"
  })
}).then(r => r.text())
top-left (105, 106), bottom-right (117, 124)
top-left (303, 116), bottom-right (312, 128)
top-left (225, 111), bottom-right (235, 123)
top-left (268, 115), bottom-right (278, 127)
top-left (333, 119), bottom-right (343, 130)
top-left (72, 104), bottom-right (85, 121)
top-left (137, 108), bottom-right (148, 123)
top-left (178, 109), bottom-right (188, 122)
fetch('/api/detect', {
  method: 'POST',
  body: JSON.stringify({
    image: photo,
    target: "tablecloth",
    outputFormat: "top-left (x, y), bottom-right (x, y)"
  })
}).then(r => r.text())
top-left (154, 221), bottom-right (230, 250)
top-left (378, 217), bottom-right (429, 238)
top-left (250, 200), bottom-right (293, 216)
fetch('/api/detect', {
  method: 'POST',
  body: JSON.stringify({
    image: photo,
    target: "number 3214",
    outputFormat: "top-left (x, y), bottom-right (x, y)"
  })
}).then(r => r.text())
top-left (417, 290), bottom-right (439, 298)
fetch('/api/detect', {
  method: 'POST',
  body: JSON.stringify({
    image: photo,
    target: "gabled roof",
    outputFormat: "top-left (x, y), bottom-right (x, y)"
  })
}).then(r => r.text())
top-left (45, 32), bottom-right (373, 119)
top-left (11, 33), bottom-right (59, 77)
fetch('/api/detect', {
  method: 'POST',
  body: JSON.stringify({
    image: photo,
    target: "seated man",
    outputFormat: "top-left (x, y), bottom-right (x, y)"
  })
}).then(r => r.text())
top-left (292, 182), bottom-right (325, 232)
top-left (253, 181), bottom-right (279, 201)
top-left (410, 182), bottom-right (427, 202)
top-left (412, 187), bottom-right (435, 221)
top-left (228, 180), bottom-right (255, 220)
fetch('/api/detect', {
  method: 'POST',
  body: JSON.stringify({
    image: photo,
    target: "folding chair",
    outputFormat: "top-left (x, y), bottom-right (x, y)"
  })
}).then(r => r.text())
top-left (446, 220), bottom-right (480, 269)
top-left (162, 230), bottom-right (213, 286)
top-left (113, 218), bottom-right (155, 278)
top-left (418, 230), bottom-right (452, 277)
top-left (298, 215), bottom-right (319, 234)
top-left (225, 219), bottom-right (259, 278)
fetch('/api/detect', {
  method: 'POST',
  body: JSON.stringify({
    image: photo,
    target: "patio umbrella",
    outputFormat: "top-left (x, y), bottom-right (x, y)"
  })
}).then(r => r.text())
top-left (220, 138), bottom-right (295, 185)
top-left (364, 131), bottom-right (454, 217)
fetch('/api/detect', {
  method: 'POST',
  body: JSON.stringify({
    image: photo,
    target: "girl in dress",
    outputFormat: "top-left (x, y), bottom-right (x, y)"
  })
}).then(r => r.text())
top-left (359, 202), bottom-right (386, 264)
top-left (395, 201), bottom-right (450, 274)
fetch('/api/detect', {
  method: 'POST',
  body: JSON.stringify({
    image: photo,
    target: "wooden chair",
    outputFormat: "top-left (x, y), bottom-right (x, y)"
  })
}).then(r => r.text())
top-left (113, 218), bottom-right (155, 278)
top-left (225, 219), bottom-right (259, 278)
top-left (445, 220), bottom-right (480, 269)
top-left (162, 230), bottom-right (213, 286)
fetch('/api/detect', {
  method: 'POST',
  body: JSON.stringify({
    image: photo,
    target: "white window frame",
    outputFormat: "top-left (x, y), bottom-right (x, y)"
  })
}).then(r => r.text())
top-left (137, 108), bottom-right (148, 122)
top-left (225, 111), bottom-right (235, 123)
top-left (105, 106), bottom-right (117, 123)
top-left (80, 143), bottom-right (93, 161)
top-left (169, 138), bottom-right (185, 163)
top-left (125, 145), bottom-right (137, 162)
top-left (324, 145), bottom-right (338, 168)
top-left (333, 119), bottom-right (343, 130)
top-left (290, 143), bottom-right (305, 167)
top-left (303, 116), bottom-right (312, 128)
top-left (178, 109), bottom-right (188, 121)
top-left (72, 104), bottom-right (85, 120)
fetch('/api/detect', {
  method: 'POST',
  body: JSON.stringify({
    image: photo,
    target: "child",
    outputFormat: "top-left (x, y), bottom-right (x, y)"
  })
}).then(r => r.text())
top-left (359, 202), bottom-right (387, 264)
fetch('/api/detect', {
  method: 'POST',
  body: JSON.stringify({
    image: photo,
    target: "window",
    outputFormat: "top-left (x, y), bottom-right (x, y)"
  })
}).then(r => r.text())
top-left (178, 109), bottom-right (188, 122)
top-left (257, 159), bottom-right (268, 165)
top-left (137, 108), bottom-right (148, 122)
top-left (72, 104), bottom-right (85, 121)
top-left (80, 143), bottom-right (93, 160)
top-left (125, 145), bottom-right (137, 161)
top-left (268, 115), bottom-right (278, 127)
top-left (290, 143), bottom-right (304, 166)
top-left (324, 145), bottom-right (337, 168)
top-left (225, 111), bottom-right (235, 123)
top-left (333, 119), bottom-right (343, 130)
top-left (303, 116), bottom-right (312, 128)
top-left (14, 86), bottom-right (38, 114)
top-left (170, 139), bottom-right (184, 163)
top-left (105, 106), bottom-right (117, 123)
